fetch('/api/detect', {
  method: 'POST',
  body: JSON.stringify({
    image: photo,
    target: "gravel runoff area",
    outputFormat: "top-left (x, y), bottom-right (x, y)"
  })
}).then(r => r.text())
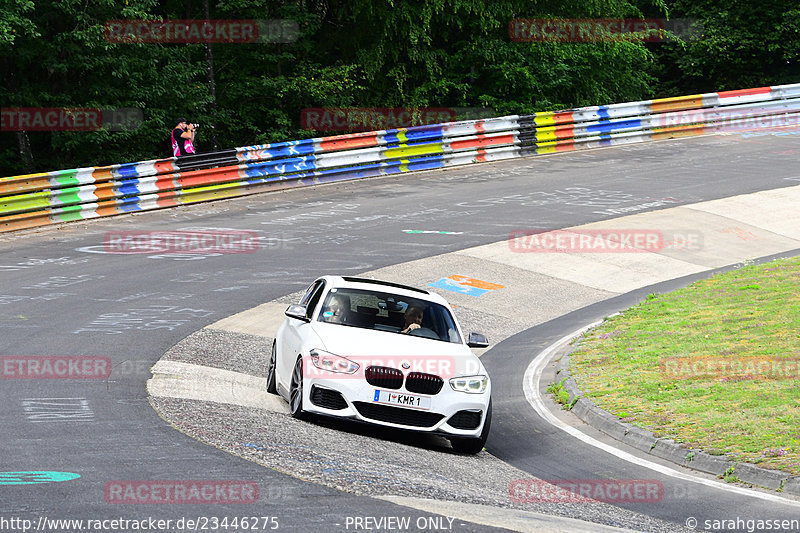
top-left (151, 327), bottom-right (691, 533)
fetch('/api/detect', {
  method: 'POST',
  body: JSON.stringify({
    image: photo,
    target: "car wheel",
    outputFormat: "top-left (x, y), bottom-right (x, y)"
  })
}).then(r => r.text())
top-left (266, 341), bottom-right (277, 394)
top-left (449, 399), bottom-right (492, 454)
top-left (289, 356), bottom-right (305, 419)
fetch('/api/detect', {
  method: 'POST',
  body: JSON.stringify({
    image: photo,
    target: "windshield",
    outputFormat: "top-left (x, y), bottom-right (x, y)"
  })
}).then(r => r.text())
top-left (317, 288), bottom-right (462, 344)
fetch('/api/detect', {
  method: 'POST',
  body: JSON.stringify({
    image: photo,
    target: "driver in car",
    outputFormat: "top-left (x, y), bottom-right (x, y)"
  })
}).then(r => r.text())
top-left (401, 305), bottom-right (424, 333)
top-left (322, 294), bottom-right (350, 324)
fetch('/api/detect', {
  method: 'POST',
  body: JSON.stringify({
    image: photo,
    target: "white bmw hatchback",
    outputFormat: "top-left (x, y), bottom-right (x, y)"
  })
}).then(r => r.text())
top-left (268, 276), bottom-right (492, 453)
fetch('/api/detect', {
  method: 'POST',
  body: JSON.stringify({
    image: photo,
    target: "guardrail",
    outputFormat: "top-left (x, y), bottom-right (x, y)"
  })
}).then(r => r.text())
top-left (2, 83), bottom-right (799, 233)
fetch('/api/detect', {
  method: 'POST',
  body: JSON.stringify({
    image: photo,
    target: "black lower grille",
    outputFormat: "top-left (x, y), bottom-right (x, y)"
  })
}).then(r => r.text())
top-left (310, 386), bottom-right (348, 410)
top-left (448, 409), bottom-right (483, 430)
top-left (405, 372), bottom-right (444, 395)
top-left (365, 366), bottom-right (403, 389)
top-left (353, 402), bottom-right (444, 428)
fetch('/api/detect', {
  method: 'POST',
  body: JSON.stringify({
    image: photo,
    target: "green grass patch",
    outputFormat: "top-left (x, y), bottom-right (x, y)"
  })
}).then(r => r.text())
top-left (569, 256), bottom-right (800, 473)
top-left (547, 378), bottom-right (577, 410)
top-left (722, 466), bottom-right (740, 483)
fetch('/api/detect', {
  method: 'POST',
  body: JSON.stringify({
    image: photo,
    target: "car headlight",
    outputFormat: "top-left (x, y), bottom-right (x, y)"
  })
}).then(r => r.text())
top-left (449, 375), bottom-right (489, 394)
top-left (309, 349), bottom-right (359, 374)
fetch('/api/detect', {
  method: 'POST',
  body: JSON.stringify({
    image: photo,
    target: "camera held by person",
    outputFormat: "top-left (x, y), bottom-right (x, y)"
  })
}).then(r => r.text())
top-left (171, 117), bottom-right (197, 157)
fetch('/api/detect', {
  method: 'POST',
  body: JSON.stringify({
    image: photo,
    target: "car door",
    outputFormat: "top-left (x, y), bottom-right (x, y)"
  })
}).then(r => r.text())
top-left (278, 279), bottom-right (326, 391)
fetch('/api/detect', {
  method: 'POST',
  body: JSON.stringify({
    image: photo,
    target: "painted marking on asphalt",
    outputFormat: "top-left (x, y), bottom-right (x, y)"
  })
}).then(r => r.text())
top-left (428, 275), bottom-right (504, 297)
top-left (524, 325), bottom-right (800, 506)
top-left (402, 230), bottom-right (464, 235)
top-left (0, 471), bottom-right (81, 485)
top-left (21, 275), bottom-right (104, 290)
top-left (73, 305), bottom-right (213, 335)
top-left (0, 257), bottom-right (89, 272)
top-left (21, 398), bottom-right (94, 423)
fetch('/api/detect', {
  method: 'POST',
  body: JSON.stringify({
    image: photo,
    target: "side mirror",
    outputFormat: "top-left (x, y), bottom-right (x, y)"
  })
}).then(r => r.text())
top-left (285, 304), bottom-right (310, 322)
top-left (467, 332), bottom-right (489, 348)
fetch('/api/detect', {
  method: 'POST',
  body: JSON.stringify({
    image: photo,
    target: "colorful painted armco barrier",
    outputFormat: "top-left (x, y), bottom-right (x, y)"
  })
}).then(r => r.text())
top-left (2, 83), bottom-right (799, 232)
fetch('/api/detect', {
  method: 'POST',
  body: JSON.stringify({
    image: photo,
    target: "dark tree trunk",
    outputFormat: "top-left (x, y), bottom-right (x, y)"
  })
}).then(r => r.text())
top-left (16, 131), bottom-right (35, 173)
top-left (202, 0), bottom-right (220, 151)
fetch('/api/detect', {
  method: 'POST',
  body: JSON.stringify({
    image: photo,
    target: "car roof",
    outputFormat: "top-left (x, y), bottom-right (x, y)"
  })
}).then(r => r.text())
top-left (320, 276), bottom-right (450, 306)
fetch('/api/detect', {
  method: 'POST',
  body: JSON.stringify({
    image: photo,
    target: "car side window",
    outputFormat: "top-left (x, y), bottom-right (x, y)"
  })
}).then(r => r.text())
top-left (304, 282), bottom-right (326, 319)
top-left (299, 281), bottom-right (322, 306)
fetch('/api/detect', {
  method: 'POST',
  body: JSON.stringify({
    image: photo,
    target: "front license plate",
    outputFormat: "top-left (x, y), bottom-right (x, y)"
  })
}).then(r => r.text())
top-left (373, 389), bottom-right (431, 410)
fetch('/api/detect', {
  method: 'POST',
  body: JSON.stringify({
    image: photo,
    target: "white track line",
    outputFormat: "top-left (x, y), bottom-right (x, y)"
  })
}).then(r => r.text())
top-left (524, 324), bottom-right (800, 507)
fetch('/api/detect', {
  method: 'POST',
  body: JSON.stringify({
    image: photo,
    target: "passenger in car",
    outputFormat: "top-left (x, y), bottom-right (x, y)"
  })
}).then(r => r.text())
top-left (401, 305), bottom-right (424, 333)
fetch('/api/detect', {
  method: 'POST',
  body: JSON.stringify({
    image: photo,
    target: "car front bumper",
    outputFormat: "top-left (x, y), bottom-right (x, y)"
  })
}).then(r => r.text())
top-left (301, 376), bottom-right (491, 438)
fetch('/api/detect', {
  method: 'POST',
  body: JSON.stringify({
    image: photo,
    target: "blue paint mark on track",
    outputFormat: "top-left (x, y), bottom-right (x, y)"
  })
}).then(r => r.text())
top-left (428, 278), bottom-right (489, 297)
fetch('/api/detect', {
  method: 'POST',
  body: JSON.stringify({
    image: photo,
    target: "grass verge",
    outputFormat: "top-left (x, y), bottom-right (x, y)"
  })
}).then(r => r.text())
top-left (569, 256), bottom-right (800, 474)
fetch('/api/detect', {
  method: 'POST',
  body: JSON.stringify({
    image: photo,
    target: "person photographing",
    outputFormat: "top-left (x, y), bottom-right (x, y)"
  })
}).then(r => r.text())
top-left (171, 118), bottom-right (197, 157)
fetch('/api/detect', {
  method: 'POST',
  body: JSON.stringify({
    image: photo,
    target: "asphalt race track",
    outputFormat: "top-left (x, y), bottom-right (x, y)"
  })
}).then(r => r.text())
top-left (2, 130), bottom-right (800, 532)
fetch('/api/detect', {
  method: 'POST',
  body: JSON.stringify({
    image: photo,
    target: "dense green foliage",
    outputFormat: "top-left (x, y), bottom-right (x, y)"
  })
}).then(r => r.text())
top-left (1, 0), bottom-right (798, 175)
top-left (654, 0), bottom-right (800, 94)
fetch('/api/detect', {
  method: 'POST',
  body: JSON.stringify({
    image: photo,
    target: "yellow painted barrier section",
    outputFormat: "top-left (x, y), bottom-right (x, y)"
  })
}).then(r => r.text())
top-left (533, 112), bottom-right (556, 127)
top-left (535, 127), bottom-right (557, 143)
top-left (179, 181), bottom-right (246, 204)
top-left (383, 143), bottom-right (443, 159)
top-left (0, 190), bottom-right (52, 215)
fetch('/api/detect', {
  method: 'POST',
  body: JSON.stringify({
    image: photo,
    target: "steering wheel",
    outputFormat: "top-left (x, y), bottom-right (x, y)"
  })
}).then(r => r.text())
top-left (409, 327), bottom-right (439, 340)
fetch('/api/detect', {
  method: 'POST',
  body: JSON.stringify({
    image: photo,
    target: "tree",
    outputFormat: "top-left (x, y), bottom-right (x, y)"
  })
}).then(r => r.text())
top-left (654, 0), bottom-right (800, 94)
